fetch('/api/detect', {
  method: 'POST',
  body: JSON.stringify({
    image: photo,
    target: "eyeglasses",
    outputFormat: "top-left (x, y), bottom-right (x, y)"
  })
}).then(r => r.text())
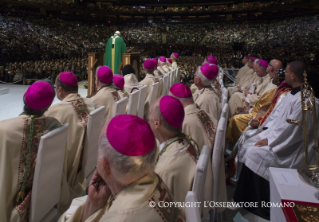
top-left (268, 64), bottom-right (274, 68)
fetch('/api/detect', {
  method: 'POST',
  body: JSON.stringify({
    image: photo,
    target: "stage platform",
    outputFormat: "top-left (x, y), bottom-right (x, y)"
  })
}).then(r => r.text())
top-left (0, 84), bottom-right (87, 122)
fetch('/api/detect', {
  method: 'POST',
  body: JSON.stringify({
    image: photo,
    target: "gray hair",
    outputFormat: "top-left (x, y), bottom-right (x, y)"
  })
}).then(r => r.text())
top-left (99, 134), bottom-right (157, 178)
top-left (196, 66), bottom-right (213, 86)
top-left (153, 100), bottom-right (182, 134)
top-left (256, 60), bottom-right (267, 71)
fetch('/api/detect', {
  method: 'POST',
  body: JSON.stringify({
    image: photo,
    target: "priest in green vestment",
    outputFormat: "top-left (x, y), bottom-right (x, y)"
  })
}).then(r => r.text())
top-left (104, 31), bottom-right (127, 74)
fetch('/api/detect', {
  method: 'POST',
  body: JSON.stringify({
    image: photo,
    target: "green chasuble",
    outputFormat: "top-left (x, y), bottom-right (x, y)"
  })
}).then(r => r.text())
top-left (104, 35), bottom-right (127, 74)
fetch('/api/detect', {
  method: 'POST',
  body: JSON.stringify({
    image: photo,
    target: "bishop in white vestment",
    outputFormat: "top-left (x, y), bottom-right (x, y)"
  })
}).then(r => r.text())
top-left (193, 63), bottom-right (221, 121)
top-left (0, 81), bottom-right (61, 222)
top-left (59, 115), bottom-right (185, 222)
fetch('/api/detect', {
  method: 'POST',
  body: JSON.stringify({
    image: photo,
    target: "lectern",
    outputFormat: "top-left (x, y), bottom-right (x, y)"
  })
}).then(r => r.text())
top-left (121, 52), bottom-right (141, 81)
top-left (87, 52), bottom-right (104, 98)
top-left (87, 52), bottom-right (141, 98)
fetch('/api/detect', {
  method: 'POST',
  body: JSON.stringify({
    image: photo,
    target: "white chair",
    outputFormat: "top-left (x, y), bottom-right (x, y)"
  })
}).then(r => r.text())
top-left (82, 106), bottom-right (105, 187)
top-left (192, 145), bottom-right (210, 213)
top-left (211, 117), bottom-right (227, 222)
top-left (185, 191), bottom-right (201, 222)
top-left (221, 95), bottom-right (227, 110)
top-left (113, 97), bottom-right (128, 117)
top-left (137, 85), bottom-right (148, 119)
top-left (148, 82), bottom-right (160, 107)
top-left (175, 67), bottom-right (180, 83)
top-left (222, 87), bottom-right (228, 97)
top-left (169, 71), bottom-right (174, 88)
top-left (221, 103), bottom-right (229, 120)
top-left (162, 74), bottom-right (169, 96)
top-left (127, 90), bottom-right (140, 115)
top-left (30, 124), bottom-right (69, 222)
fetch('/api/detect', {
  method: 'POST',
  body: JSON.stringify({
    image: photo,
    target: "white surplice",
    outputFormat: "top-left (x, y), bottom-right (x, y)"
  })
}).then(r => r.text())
top-left (238, 89), bottom-right (319, 181)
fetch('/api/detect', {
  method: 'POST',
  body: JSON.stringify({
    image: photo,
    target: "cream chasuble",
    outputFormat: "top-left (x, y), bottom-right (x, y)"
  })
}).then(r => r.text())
top-left (155, 137), bottom-right (213, 217)
top-left (116, 89), bottom-right (129, 99)
top-left (162, 65), bottom-right (170, 73)
top-left (45, 93), bottom-right (95, 213)
top-left (90, 86), bottom-right (120, 123)
top-left (0, 115), bottom-right (61, 222)
top-left (246, 75), bottom-right (277, 105)
top-left (194, 87), bottom-right (221, 121)
top-left (123, 74), bottom-right (143, 95)
top-left (182, 103), bottom-right (218, 152)
top-left (190, 84), bottom-right (198, 94)
top-left (172, 62), bottom-right (178, 70)
top-left (235, 64), bottom-right (250, 86)
top-left (227, 68), bottom-right (254, 97)
top-left (59, 172), bottom-right (186, 222)
top-left (154, 69), bottom-right (163, 78)
top-left (157, 66), bottom-right (168, 76)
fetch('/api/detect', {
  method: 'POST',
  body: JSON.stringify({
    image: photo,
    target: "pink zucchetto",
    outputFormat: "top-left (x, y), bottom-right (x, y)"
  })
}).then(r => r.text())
top-left (159, 95), bottom-right (185, 128)
top-left (107, 115), bottom-right (155, 156)
top-left (144, 59), bottom-right (155, 70)
top-left (167, 58), bottom-right (172, 64)
top-left (169, 83), bottom-right (192, 98)
top-left (59, 71), bottom-right (78, 87)
top-left (151, 58), bottom-right (158, 68)
top-left (113, 74), bottom-right (124, 90)
top-left (247, 55), bottom-right (251, 59)
top-left (97, 66), bottom-right (113, 84)
top-left (158, 56), bottom-right (166, 63)
top-left (172, 53), bottom-right (179, 59)
top-left (259, 59), bottom-right (268, 69)
top-left (207, 56), bottom-right (218, 65)
top-left (200, 64), bottom-right (218, 80)
top-left (24, 81), bottom-right (55, 110)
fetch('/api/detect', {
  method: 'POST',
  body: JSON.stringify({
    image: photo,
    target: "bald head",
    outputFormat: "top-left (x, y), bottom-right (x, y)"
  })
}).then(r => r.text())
top-left (268, 59), bottom-right (283, 79)
top-left (270, 59), bottom-right (283, 71)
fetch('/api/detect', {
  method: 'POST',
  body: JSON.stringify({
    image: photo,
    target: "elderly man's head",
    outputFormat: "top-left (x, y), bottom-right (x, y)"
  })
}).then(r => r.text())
top-left (194, 64), bottom-right (218, 89)
top-left (95, 66), bottom-right (113, 90)
top-left (168, 83), bottom-right (194, 107)
top-left (255, 59), bottom-right (268, 77)
top-left (149, 96), bottom-right (185, 142)
top-left (24, 80), bottom-right (55, 116)
top-left (98, 115), bottom-right (157, 185)
top-left (267, 59), bottom-right (283, 79)
top-left (55, 72), bottom-right (78, 101)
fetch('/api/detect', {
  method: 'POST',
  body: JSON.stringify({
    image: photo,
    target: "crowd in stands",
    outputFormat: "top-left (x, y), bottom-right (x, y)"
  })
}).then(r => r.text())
top-left (1, 6), bottom-right (319, 83)
top-left (1, 57), bottom-right (87, 83)
top-left (12, 0), bottom-right (306, 14)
